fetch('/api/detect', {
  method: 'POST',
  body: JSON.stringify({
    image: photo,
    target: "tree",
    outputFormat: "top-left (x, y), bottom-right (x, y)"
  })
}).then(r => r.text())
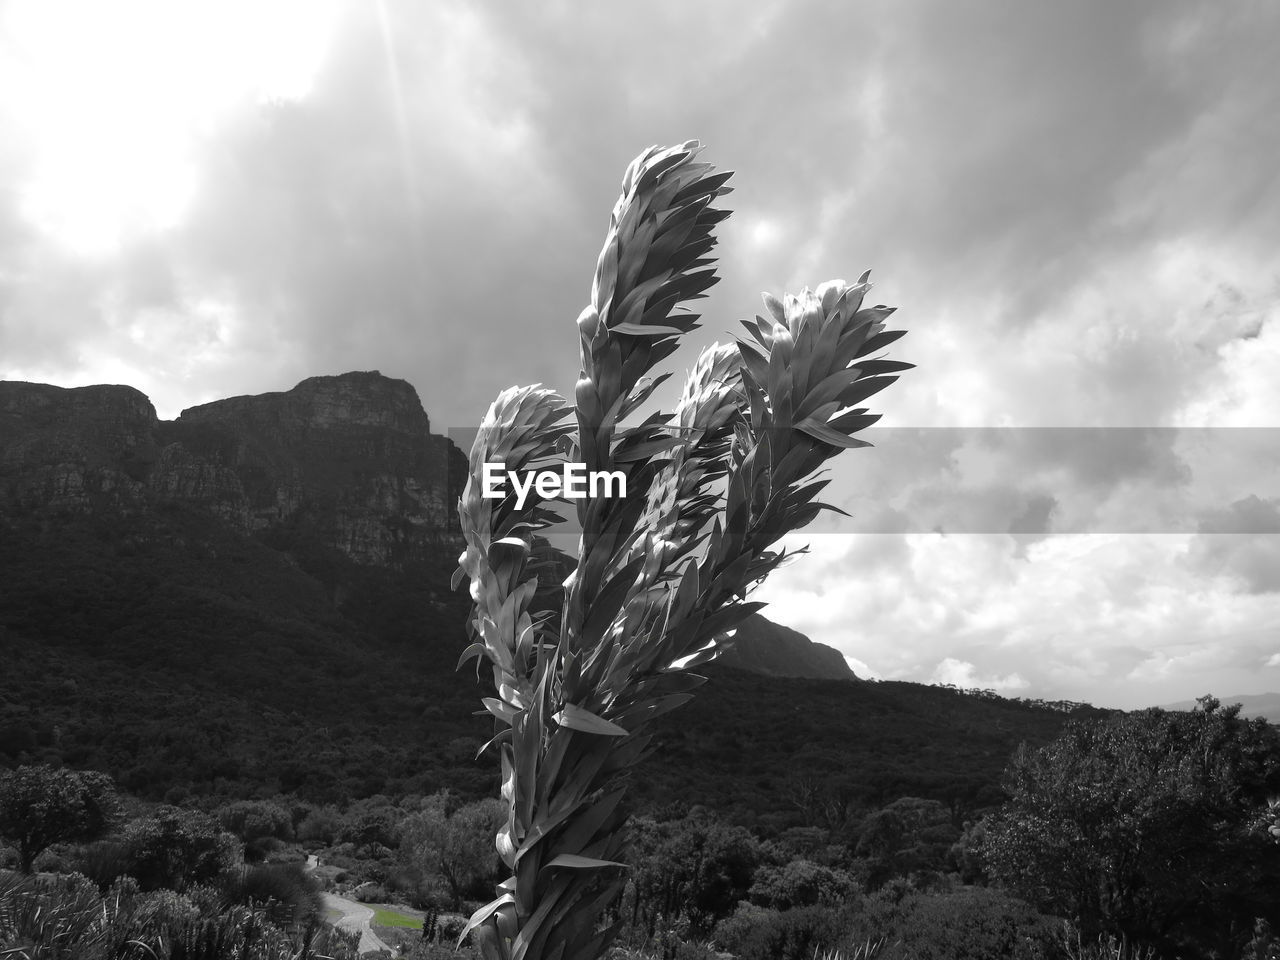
top-left (982, 697), bottom-right (1280, 958)
top-left (399, 796), bottom-right (506, 909)
top-left (122, 805), bottom-right (240, 891)
top-left (453, 140), bottom-right (911, 958)
top-left (217, 799), bottom-right (294, 843)
top-left (747, 858), bottom-right (859, 912)
top-left (0, 763), bottom-right (120, 872)
top-left (624, 811), bottom-right (764, 938)
top-left (852, 796), bottom-right (955, 889)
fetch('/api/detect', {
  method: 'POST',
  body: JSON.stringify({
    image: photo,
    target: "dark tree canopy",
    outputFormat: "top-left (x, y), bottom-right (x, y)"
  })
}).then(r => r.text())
top-left (982, 696), bottom-right (1280, 959)
top-left (0, 763), bottom-right (121, 872)
top-left (122, 805), bottom-right (240, 892)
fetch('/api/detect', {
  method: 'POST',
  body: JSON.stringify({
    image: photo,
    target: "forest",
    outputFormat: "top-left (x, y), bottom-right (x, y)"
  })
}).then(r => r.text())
top-left (2, 505), bottom-right (1280, 957)
top-left (3, 697), bottom-right (1279, 959)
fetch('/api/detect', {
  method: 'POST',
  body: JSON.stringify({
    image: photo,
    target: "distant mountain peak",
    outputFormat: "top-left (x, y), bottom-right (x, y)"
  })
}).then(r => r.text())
top-left (716, 613), bottom-right (857, 681)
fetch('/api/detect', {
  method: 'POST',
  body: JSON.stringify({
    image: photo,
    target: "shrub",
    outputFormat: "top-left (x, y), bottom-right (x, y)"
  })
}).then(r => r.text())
top-left (871, 887), bottom-right (1061, 960)
top-left (220, 862), bottom-right (325, 930)
top-left (76, 838), bottom-right (135, 888)
top-left (0, 867), bottom-right (361, 959)
top-left (354, 881), bottom-right (389, 903)
top-left (748, 858), bottom-right (861, 911)
top-left (715, 902), bottom-right (859, 960)
top-left (121, 805), bottom-right (240, 892)
top-left (296, 804), bottom-right (343, 845)
top-left (218, 799), bottom-right (294, 842)
top-left (437, 912), bottom-right (471, 942)
top-left (398, 942), bottom-right (483, 960)
top-left (31, 844), bottom-right (73, 873)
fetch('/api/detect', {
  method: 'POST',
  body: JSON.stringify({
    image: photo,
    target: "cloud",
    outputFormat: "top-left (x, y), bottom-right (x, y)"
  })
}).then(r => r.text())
top-left (754, 531), bottom-right (1280, 709)
top-left (4, 0), bottom-right (1276, 430)
top-left (1184, 496), bottom-right (1280, 594)
top-left (930, 658), bottom-right (1029, 693)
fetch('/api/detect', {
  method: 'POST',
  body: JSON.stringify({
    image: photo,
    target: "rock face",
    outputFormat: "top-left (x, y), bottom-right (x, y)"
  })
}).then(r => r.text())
top-left (0, 372), bottom-right (855, 682)
top-left (717, 613), bottom-right (858, 681)
top-left (0, 372), bottom-right (467, 565)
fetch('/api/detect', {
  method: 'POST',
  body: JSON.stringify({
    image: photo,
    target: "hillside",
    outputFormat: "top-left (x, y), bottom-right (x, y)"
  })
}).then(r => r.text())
top-left (0, 373), bottom-right (1106, 829)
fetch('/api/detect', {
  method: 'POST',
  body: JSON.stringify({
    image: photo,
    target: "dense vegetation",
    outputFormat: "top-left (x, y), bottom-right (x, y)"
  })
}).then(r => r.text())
top-left (0, 507), bottom-right (1099, 827)
top-left (6, 702), bottom-right (1279, 960)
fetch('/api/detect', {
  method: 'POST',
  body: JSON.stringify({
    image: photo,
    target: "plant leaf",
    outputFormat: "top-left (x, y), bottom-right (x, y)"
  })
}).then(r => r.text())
top-left (553, 703), bottom-right (629, 736)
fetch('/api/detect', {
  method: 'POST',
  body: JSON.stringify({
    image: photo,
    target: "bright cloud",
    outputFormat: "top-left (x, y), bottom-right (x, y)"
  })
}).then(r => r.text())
top-left (930, 658), bottom-right (1030, 693)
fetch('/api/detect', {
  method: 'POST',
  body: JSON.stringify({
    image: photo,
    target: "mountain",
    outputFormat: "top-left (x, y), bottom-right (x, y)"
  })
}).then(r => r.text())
top-left (0, 372), bottom-right (1106, 826)
top-left (0, 371), bottom-right (467, 566)
top-left (718, 614), bottom-right (857, 680)
top-left (1160, 693), bottom-right (1280, 723)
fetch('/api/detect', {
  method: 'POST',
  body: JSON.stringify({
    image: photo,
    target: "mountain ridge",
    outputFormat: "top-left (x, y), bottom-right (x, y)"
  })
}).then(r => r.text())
top-left (1, 371), bottom-right (467, 565)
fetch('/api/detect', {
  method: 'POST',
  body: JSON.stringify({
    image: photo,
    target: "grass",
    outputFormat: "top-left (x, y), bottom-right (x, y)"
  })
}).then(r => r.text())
top-left (372, 905), bottom-right (424, 928)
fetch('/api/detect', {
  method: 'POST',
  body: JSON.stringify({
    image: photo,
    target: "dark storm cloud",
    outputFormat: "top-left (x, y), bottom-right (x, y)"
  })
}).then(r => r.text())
top-left (5, 0), bottom-right (1277, 432)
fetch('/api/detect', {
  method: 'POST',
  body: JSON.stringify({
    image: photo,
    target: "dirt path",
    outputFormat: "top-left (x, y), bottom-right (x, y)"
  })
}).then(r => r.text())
top-left (306, 854), bottom-right (394, 955)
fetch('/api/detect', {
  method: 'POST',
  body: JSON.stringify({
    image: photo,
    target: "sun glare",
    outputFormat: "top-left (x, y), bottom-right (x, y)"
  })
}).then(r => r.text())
top-left (0, 0), bottom-right (339, 258)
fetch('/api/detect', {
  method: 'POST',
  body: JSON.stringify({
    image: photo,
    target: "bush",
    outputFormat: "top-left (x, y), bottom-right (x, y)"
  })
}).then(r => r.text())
top-left (221, 862), bottom-right (325, 930)
top-left (218, 799), bottom-right (294, 842)
top-left (122, 806), bottom-right (240, 892)
top-left (385, 863), bottom-right (442, 909)
top-left (32, 844), bottom-right (74, 873)
top-left (397, 942), bottom-right (483, 960)
top-left (715, 902), bottom-right (858, 960)
top-left (243, 835), bottom-right (284, 864)
top-left (297, 805), bottom-right (344, 845)
top-left (0, 867), bottom-right (362, 959)
top-left (354, 881), bottom-right (389, 903)
top-left (870, 887), bottom-right (1061, 960)
top-left (747, 859), bottom-right (860, 911)
top-left (134, 886), bottom-right (203, 927)
top-left (437, 912), bottom-right (471, 942)
top-left (75, 838), bottom-right (134, 888)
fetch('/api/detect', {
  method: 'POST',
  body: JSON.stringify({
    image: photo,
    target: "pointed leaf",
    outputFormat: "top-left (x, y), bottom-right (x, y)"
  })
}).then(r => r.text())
top-left (456, 642), bottom-right (486, 670)
top-left (553, 703), bottom-right (629, 736)
top-left (542, 853), bottom-right (629, 871)
top-left (796, 417), bottom-right (875, 448)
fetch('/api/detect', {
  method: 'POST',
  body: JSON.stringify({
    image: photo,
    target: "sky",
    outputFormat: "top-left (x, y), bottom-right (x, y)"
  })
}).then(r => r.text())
top-left (1, 0), bottom-right (1277, 710)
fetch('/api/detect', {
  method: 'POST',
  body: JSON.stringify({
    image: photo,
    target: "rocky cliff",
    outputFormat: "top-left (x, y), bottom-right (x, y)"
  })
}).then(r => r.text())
top-left (0, 371), bottom-right (467, 565)
top-left (0, 371), bottom-right (857, 680)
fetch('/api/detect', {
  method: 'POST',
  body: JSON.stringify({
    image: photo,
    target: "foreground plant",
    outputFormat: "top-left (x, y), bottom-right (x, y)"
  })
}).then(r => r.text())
top-left (0, 870), bottom-right (360, 960)
top-left (454, 140), bottom-right (911, 960)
